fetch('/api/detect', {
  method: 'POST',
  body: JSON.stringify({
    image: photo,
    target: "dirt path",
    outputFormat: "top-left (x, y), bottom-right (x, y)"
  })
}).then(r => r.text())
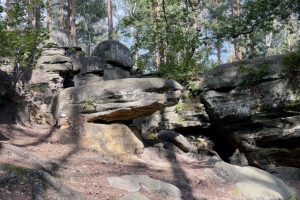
top-left (0, 124), bottom-right (296, 200)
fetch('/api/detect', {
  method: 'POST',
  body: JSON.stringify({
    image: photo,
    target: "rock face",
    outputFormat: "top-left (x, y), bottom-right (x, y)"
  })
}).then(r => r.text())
top-left (47, 38), bottom-right (183, 155)
top-left (107, 175), bottom-right (182, 200)
top-left (79, 123), bottom-right (144, 155)
top-left (55, 78), bottom-right (182, 125)
top-left (92, 40), bottom-right (133, 69)
top-left (198, 55), bottom-right (300, 168)
top-left (214, 162), bottom-right (297, 200)
top-left (133, 104), bottom-right (210, 138)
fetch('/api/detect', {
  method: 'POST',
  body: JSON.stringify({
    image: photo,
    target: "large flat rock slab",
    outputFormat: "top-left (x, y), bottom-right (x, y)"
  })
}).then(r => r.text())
top-left (55, 78), bottom-right (182, 124)
top-left (107, 175), bottom-right (182, 200)
top-left (214, 162), bottom-right (297, 200)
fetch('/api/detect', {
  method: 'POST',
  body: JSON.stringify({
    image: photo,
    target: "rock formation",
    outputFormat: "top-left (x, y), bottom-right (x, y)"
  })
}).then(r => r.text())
top-left (197, 55), bottom-right (300, 168)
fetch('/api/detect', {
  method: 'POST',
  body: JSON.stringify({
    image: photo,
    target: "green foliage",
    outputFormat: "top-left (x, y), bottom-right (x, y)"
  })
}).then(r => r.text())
top-left (240, 63), bottom-right (268, 86)
top-left (187, 81), bottom-right (201, 97)
top-left (82, 99), bottom-right (97, 109)
top-left (175, 101), bottom-right (203, 114)
top-left (26, 85), bottom-right (45, 92)
top-left (0, 0), bottom-right (49, 91)
top-left (282, 44), bottom-right (300, 93)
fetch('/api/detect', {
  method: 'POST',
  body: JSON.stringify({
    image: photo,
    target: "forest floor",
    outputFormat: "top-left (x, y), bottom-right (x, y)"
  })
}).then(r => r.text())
top-left (0, 123), bottom-right (299, 200)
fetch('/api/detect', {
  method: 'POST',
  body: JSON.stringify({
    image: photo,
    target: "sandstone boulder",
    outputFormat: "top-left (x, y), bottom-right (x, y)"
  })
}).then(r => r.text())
top-left (92, 40), bottom-right (133, 69)
top-left (214, 161), bottom-right (297, 200)
top-left (79, 123), bottom-right (144, 155)
top-left (158, 130), bottom-right (197, 153)
top-left (55, 78), bottom-right (182, 125)
top-left (133, 104), bottom-right (210, 138)
top-left (198, 55), bottom-right (300, 168)
top-left (46, 30), bottom-right (70, 48)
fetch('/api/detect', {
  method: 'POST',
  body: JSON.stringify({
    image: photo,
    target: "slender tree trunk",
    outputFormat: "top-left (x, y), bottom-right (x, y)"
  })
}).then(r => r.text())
top-left (46, 0), bottom-right (51, 31)
top-left (230, 0), bottom-right (238, 60)
top-left (236, 0), bottom-right (242, 60)
top-left (266, 32), bottom-right (273, 55)
top-left (60, 0), bottom-right (64, 31)
top-left (152, 0), bottom-right (161, 69)
top-left (287, 33), bottom-right (291, 52)
top-left (192, 0), bottom-right (199, 63)
top-left (66, 0), bottom-right (71, 37)
top-left (26, 0), bottom-right (34, 28)
top-left (35, 2), bottom-right (41, 31)
top-left (217, 42), bottom-right (221, 63)
top-left (228, 40), bottom-right (232, 62)
top-left (6, 0), bottom-right (10, 30)
top-left (71, 0), bottom-right (76, 45)
top-left (107, 0), bottom-right (113, 40)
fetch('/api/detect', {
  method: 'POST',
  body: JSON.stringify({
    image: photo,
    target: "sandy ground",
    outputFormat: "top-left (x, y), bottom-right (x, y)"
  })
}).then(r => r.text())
top-left (0, 123), bottom-right (298, 200)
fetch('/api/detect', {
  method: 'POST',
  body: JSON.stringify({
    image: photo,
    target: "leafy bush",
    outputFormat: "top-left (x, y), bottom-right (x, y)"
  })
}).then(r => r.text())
top-left (82, 100), bottom-right (97, 109)
top-left (282, 43), bottom-right (300, 94)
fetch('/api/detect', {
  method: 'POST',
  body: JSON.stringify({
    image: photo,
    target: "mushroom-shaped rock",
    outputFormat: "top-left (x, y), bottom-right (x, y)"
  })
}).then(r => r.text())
top-left (55, 78), bottom-right (183, 124)
top-left (92, 40), bottom-right (133, 69)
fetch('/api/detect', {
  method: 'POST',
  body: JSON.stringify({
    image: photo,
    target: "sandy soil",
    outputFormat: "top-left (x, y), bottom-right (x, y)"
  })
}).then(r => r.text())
top-left (0, 124), bottom-right (298, 200)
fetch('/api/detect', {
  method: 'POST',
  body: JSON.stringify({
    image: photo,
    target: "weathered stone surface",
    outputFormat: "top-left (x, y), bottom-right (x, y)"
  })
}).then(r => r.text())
top-left (158, 130), bottom-right (197, 153)
top-left (229, 149), bottom-right (248, 167)
top-left (107, 177), bottom-right (141, 192)
top-left (73, 74), bottom-right (103, 87)
top-left (214, 161), bottom-right (297, 200)
top-left (201, 79), bottom-right (299, 123)
top-left (120, 193), bottom-right (149, 200)
top-left (38, 55), bottom-right (71, 65)
top-left (199, 55), bottom-right (285, 91)
top-left (42, 48), bottom-right (66, 56)
top-left (103, 65), bottom-right (131, 80)
top-left (80, 56), bottom-right (104, 74)
top-left (123, 175), bottom-right (182, 200)
top-left (43, 63), bottom-right (73, 73)
top-left (133, 105), bottom-right (210, 138)
top-left (55, 78), bottom-right (182, 124)
top-left (92, 40), bottom-right (133, 69)
top-left (198, 55), bottom-right (300, 168)
top-left (79, 123), bottom-right (144, 155)
top-left (267, 166), bottom-right (300, 181)
top-left (46, 30), bottom-right (70, 48)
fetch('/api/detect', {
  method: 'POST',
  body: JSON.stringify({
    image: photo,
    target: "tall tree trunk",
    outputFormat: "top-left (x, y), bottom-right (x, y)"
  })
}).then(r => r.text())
top-left (66, 0), bottom-right (71, 37)
top-left (230, 0), bottom-right (238, 60)
top-left (217, 42), bottom-right (221, 63)
top-left (35, 1), bottom-right (41, 31)
top-left (60, 0), bottom-right (64, 31)
top-left (287, 33), bottom-right (291, 52)
top-left (26, 0), bottom-right (34, 28)
top-left (266, 32), bottom-right (273, 55)
top-left (71, 0), bottom-right (76, 45)
top-left (152, 0), bottom-right (161, 69)
top-left (236, 0), bottom-right (242, 60)
top-left (46, 0), bottom-right (51, 31)
top-left (228, 40), bottom-right (232, 62)
top-left (6, 0), bottom-right (10, 30)
top-left (107, 0), bottom-right (113, 40)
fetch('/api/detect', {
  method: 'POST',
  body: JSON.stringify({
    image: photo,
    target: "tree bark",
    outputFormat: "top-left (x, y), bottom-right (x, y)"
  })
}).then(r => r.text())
top-left (152, 0), bottom-right (161, 69)
top-left (217, 42), bottom-right (221, 63)
top-left (236, 0), bottom-right (242, 60)
top-left (66, 0), bottom-right (71, 37)
top-left (230, 0), bottom-right (238, 60)
top-left (60, 0), bottom-right (64, 31)
top-left (26, 0), bottom-right (34, 29)
top-left (6, 0), bottom-right (10, 30)
top-left (46, 0), bottom-right (51, 31)
top-left (71, 0), bottom-right (76, 45)
top-left (107, 0), bottom-right (113, 40)
top-left (228, 40), bottom-right (232, 62)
